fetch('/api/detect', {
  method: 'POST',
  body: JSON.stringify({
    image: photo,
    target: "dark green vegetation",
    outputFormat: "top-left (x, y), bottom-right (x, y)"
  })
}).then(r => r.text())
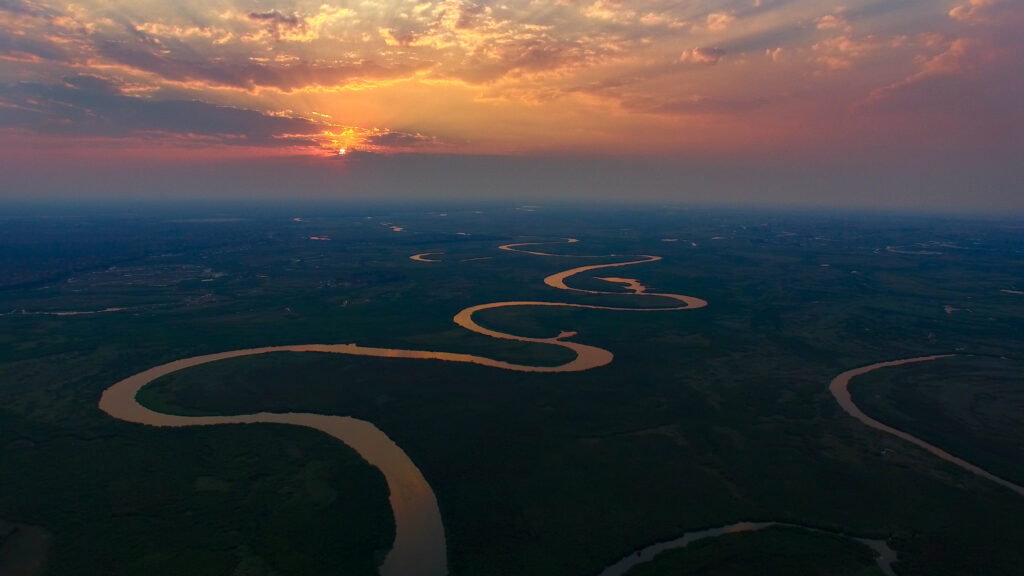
top-left (852, 355), bottom-right (1024, 487)
top-left (623, 526), bottom-right (883, 576)
top-left (2, 203), bottom-right (1024, 575)
top-left (0, 520), bottom-right (50, 576)
top-left (2, 410), bottom-right (393, 576)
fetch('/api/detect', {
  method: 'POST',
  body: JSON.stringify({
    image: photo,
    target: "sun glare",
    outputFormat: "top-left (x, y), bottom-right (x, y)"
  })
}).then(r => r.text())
top-left (338, 148), bottom-right (347, 155)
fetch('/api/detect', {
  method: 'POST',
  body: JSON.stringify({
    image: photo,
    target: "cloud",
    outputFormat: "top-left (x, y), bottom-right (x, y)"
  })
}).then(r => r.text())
top-left (705, 12), bottom-right (735, 31)
top-left (0, 29), bottom-right (75, 63)
top-left (0, 0), bottom-right (50, 17)
top-left (0, 0), bottom-right (721, 93)
top-left (84, 2), bottom-right (617, 89)
top-left (364, 131), bottom-right (438, 148)
top-left (854, 18), bottom-right (1023, 153)
top-left (95, 32), bottom-right (415, 91)
top-left (584, 0), bottom-right (636, 23)
top-left (637, 11), bottom-right (687, 29)
top-left (812, 35), bottom-right (883, 70)
top-left (948, 0), bottom-right (996, 23)
top-left (248, 10), bottom-right (301, 28)
top-left (437, 33), bottom-right (612, 84)
top-left (233, 5), bottom-right (355, 43)
top-left (2, 1), bottom-right (400, 91)
top-left (0, 75), bottom-right (323, 148)
top-left (246, 9), bottom-right (309, 42)
top-left (866, 0), bottom-right (1023, 107)
top-left (815, 14), bottom-right (846, 30)
top-left (866, 38), bottom-right (972, 104)
top-left (679, 47), bottom-right (726, 65)
top-left (0, 0), bottom-right (86, 63)
top-left (622, 94), bottom-right (768, 116)
top-left (1, 0), bottom-right (1020, 164)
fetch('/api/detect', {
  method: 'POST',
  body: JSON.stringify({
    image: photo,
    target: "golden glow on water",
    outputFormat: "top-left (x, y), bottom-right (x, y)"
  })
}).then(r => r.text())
top-left (597, 277), bottom-right (647, 293)
top-left (409, 252), bottom-right (443, 262)
top-left (99, 239), bottom-right (706, 576)
top-left (98, 241), bottom-right (1017, 575)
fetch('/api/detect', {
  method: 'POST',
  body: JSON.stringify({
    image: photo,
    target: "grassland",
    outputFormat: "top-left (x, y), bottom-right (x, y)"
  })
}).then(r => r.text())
top-left (2, 203), bottom-right (1023, 575)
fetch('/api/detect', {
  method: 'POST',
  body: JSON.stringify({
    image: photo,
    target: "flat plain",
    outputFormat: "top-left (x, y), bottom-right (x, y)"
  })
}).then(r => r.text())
top-left (2, 203), bottom-right (1023, 575)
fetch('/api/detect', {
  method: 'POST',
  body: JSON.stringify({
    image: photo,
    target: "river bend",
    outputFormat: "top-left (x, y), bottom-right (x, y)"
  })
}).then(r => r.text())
top-left (100, 240), bottom-right (705, 576)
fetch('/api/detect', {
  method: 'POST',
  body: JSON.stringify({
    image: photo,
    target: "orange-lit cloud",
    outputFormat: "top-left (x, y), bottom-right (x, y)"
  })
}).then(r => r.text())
top-left (815, 14), bottom-right (846, 31)
top-left (0, 0), bottom-right (1021, 167)
top-left (867, 39), bottom-right (972, 104)
top-left (704, 12), bottom-right (734, 31)
top-left (949, 0), bottom-right (995, 23)
top-left (679, 47), bottom-right (726, 65)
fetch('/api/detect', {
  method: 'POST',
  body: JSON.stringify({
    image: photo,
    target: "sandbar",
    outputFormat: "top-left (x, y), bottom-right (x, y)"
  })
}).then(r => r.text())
top-left (410, 252), bottom-right (443, 262)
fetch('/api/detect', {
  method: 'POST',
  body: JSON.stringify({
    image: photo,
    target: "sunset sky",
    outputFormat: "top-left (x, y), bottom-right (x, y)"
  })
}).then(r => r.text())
top-left (1, 0), bottom-right (1021, 211)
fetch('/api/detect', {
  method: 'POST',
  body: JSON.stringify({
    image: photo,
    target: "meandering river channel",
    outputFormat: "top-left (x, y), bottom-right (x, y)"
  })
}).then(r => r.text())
top-left (100, 240), bottom-right (704, 576)
top-left (829, 355), bottom-right (1024, 497)
top-left (100, 240), bottom-right (1019, 576)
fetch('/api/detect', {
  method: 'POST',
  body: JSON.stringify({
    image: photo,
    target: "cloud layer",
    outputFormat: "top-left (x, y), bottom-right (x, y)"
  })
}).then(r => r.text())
top-left (0, 0), bottom-right (1021, 170)
top-left (0, 74), bottom-right (321, 147)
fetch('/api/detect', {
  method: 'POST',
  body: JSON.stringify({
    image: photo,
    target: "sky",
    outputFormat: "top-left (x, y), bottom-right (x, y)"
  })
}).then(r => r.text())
top-left (0, 0), bottom-right (1021, 212)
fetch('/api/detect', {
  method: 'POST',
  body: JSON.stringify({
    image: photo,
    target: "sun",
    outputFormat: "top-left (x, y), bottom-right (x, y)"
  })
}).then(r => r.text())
top-left (338, 148), bottom-right (347, 156)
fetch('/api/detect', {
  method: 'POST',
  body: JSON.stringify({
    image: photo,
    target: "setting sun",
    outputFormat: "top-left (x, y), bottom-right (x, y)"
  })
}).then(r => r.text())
top-left (0, 0), bottom-right (1020, 211)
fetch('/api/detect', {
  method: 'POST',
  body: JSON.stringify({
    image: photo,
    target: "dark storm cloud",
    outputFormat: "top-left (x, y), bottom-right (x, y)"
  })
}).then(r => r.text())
top-left (0, 75), bottom-right (322, 147)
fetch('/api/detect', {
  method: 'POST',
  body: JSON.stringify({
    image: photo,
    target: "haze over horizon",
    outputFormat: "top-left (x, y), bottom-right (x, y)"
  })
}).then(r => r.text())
top-left (1, 0), bottom-right (1021, 213)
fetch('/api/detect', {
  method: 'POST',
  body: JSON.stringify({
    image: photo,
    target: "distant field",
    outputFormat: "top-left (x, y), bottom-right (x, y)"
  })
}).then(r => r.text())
top-left (2, 204), bottom-right (1024, 575)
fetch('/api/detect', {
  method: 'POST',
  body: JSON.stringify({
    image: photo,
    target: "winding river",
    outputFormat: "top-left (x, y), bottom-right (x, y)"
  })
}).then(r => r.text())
top-left (829, 355), bottom-right (1024, 497)
top-left (100, 240), bottom-right (1020, 576)
top-left (598, 355), bottom-right (1024, 576)
top-left (100, 240), bottom-right (705, 576)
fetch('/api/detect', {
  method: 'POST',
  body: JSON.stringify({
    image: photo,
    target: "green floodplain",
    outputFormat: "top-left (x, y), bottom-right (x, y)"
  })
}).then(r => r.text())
top-left (1, 202), bottom-right (1023, 575)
